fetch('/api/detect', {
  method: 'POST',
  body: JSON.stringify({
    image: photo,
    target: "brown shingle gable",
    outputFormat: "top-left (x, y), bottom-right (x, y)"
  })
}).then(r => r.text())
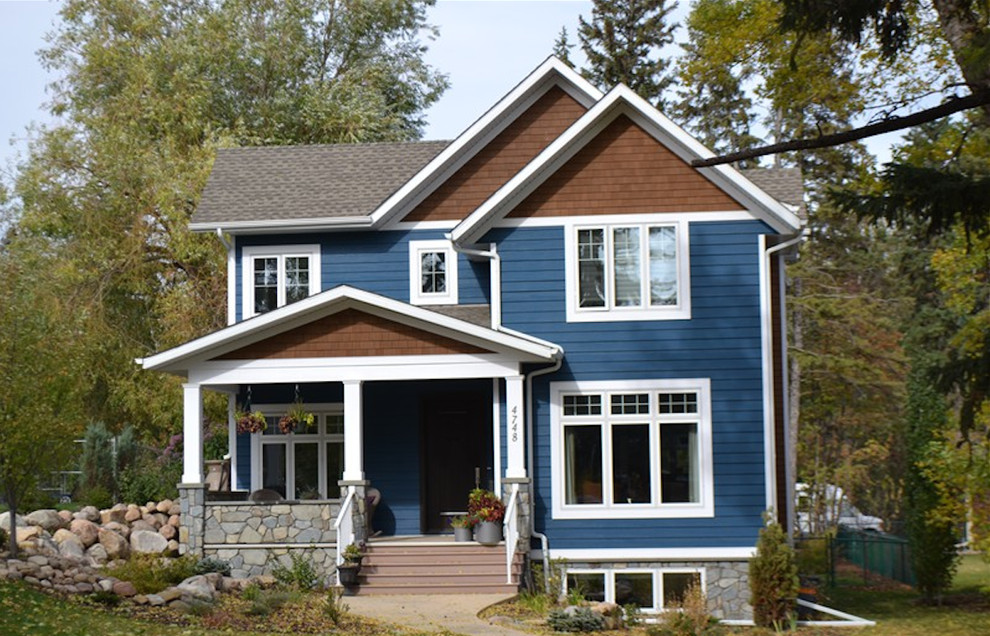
top-left (212, 308), bottom-right (492, 360)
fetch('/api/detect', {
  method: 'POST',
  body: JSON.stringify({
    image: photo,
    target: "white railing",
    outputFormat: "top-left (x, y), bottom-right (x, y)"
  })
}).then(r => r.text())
top-left (333, 485), bottom-right (357, 583)
top-left (504, 483), bottom-right (520, 584)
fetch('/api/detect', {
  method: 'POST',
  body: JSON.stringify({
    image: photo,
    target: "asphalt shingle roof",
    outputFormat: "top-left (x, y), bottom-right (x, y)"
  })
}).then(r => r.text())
top-left (192, 142), bottom-right (804, 226)
top-left (192, 141), bottom-right (451, 226)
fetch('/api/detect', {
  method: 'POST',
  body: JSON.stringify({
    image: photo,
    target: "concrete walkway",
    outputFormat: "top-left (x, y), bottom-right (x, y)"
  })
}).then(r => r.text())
top-left (344, 593), bottom-right (531, 636)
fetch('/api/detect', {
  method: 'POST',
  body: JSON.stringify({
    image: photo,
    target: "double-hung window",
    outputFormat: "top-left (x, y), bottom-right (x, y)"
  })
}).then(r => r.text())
top-left (252, 406), bottom-right (344, 500)
top-left (408, 240), bottom-right (458, 305)
top-left (242, 245), bottom-right (321, 318)
top-left (551, 379), bottom-right (713, 519)
top-left (566, 219), bottom-right (690, 322)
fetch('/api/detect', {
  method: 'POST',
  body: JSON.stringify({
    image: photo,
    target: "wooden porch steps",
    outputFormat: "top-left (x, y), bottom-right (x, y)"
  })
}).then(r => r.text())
top-left (353, 542), bottom-right (523, 595)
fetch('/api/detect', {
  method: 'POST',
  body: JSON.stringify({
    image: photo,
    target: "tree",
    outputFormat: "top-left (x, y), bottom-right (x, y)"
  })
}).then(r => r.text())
top-left (553, 26), bottom-right (575, 67)
top-left (749, 513), bottom-right (799, 629)
top-left (577, 0), bottom-right (678, 107)
top-left (4, 0), bottom-right (447, 445)
top-left (0, 235), bottom-right (86, 558)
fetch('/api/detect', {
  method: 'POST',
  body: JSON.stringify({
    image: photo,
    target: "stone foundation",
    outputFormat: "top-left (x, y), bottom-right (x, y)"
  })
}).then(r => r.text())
top-left (560, 559), bottom-right (751, 621)
top-left (178, 484), bottom-right (206, 557)
top-left (204, 544), bottom-right (338, 580)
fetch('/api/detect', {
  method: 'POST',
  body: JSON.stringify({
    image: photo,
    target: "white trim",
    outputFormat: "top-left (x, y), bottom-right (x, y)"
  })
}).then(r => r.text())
top-left (227, 235), bottom-right (237, 326)
top-left (492, 379), bottom-right (502, 494)
top-left (564, 219), bottom-right (691, 323)
top-left (241, 244), bottom-right (321, 320)
top-left (495, 210), bottom-right (755, 228)
top-left (227, 394), bottom-right (238, 490)
top-left (190, 216), bottom-right (372, 234)
top-left (140, 285), bottom-right (560, 373)
top-left (391, 220), bottom-right (460, 231)
top-left (372, 57), bottom-right (602, 229)
top-left (188, 355), bottom-right (526, 386)
top-left (549, 378), bottom-right (714, 520)
top-left (758, 235), bottom-right (776, 512)
top-left (408, 239), bottom-right (459, 305)
top-left (182, 384), bottom-right (204, 484)
top-left (552, 547), bottom-right (755, 561)
top-left (505, 375), bottom-right (526, 478)
top-left (342, 381), bottom-right (364, 481)
top-left (450, 84), bottom-right (801, 246)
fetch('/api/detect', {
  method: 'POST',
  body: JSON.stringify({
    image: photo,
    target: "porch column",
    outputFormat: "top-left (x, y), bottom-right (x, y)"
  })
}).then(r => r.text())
top-left (505, 375), bottom-right (526, 479)
top-left (182, 383), bottom-right (204, 483)
top-left (342, 380), bottom-right (365, 481)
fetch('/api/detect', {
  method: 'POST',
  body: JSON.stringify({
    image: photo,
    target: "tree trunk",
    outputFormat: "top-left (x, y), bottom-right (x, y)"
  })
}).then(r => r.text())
top-left (933, 0), bottom-right (990, 117)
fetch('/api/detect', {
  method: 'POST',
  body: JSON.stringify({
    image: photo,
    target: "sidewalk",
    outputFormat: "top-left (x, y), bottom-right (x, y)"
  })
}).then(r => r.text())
top-left (344, 593), bottom-right (531, 636)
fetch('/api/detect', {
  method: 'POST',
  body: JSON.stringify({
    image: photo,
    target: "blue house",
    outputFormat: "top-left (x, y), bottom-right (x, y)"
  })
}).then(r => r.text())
top-left (140, 58), bottom-right (802, 618)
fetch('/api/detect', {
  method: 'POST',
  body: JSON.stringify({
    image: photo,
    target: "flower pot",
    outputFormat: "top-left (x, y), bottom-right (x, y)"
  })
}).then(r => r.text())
top-left (454, 526), bottom-right (473, 542)
top-left (337, 563), bottom-right (361, 593)
top-left (475, 520), bottom-right (502, 545)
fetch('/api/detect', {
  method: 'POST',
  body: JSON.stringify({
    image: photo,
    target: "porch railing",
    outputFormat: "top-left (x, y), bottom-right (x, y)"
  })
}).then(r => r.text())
top-left (333, 485), bottom-right (357, 583)
top-left (504, 483), bottom-right (519, 584)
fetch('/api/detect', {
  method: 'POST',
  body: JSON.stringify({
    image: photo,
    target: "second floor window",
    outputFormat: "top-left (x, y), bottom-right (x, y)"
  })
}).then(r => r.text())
top-left (409, 240), bottom-right (458, 305)
top-left (566, 219), bottom-right (690, 322)
top-left (242, 245), bottom-right (321, 318)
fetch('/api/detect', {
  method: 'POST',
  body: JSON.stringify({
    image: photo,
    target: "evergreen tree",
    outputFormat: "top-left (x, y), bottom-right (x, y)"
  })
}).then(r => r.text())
top-left (553, 26), bottom-right (575, 67)
top-left (577, 0), bottom-right (678, 108)
top-left (749, 514), bottom-right (799, 629)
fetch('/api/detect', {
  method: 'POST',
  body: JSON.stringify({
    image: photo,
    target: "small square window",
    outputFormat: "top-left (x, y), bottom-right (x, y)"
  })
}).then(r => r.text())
top-left (563, 394), bottom-right (603, 416)
top-left (658, 393), bottom-right (698, 414)
top-left (566, 572), bottom-right (606, 603)
top-left (662, 571), bottom-right (701, 608)
top-left (409, 240), bottom-right (458, 305)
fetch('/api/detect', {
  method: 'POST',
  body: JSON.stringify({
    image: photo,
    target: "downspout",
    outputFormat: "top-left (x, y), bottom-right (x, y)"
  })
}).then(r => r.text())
top-left (215, 228), bottom-right (236, 326)
top-left (450, 234), bottom-right (564, 592)
top-left (763, 232), bottom-right (804, 538)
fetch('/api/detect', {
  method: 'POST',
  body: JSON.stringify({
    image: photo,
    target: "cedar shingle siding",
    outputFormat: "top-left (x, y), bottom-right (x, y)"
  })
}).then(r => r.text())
top-left (403, 86), bottom-right (587, 223)
top-left (214, 309), bottom-right (492, 360)
top-left (508, 115), bottom-right (746, 218)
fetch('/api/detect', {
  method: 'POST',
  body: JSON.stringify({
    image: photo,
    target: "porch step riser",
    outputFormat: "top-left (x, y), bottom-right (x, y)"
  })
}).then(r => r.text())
top-left (354, 584), bottom-right (520, 596)
top-left (353, 544), bottom-right (523, 596)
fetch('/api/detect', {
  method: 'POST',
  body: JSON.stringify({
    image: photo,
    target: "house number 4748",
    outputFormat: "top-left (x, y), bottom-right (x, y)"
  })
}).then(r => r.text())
top-left (510, 406), bottom-right (519, 442)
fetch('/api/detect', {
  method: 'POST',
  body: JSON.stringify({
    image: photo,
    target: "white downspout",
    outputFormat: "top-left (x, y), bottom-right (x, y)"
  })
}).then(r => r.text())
top-left (214, 228), bottom-right (236, 326)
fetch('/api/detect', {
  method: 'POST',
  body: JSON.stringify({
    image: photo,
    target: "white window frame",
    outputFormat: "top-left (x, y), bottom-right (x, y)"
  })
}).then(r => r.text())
top-left (550, 379), bottom-right (714, 519)
top-left (249, 403), bottom-right (343, 500)
top-left (408, 239), bottom-right (458, 305)
top-left (564, 567), bottom-right (706, 614)
top-left (242, 244), bottom-right (321, 319)
top-left (564, 217), bottom-right (690, 322)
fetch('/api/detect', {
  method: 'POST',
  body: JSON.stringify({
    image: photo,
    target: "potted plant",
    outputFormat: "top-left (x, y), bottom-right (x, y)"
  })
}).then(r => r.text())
top-left (235, 409), bottom-right (267, 434)
top-left (337, 542), bottom-right (363, 593)
top-left (278, 399), bottom-right (315, 434)
top-left (468, 488), bottom-right (505, 546)
top-left (451, 515), bottom-right (475, 542)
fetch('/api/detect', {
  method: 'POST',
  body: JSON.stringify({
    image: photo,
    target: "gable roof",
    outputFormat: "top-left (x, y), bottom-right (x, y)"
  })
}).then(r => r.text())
top-left (139, 286), bottom-right (561, 375)
top-left (451, 85), bottom-right (803, 244)
top-left (189, 141), bottom-right (450, 233)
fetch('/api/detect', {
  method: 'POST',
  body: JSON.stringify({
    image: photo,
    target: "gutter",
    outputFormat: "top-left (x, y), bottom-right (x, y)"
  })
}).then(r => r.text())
top-left (191, 216), bottom-right (374, 234)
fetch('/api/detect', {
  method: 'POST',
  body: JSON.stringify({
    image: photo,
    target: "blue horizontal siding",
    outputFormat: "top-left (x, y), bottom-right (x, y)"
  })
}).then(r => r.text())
top-left (488, 220), bottom-right (774, 550)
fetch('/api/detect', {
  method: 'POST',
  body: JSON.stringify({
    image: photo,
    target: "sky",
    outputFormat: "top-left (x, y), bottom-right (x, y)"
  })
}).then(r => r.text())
top-left (0, 0), bottom-right (897, 181)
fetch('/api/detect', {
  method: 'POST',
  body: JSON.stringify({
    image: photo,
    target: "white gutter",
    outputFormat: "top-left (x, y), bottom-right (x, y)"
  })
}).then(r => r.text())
top-left (215, 229), bottom-right (236, 326)
top-left (190, 216), bottom-right (374, 234)
top-left (449, 241), bottom-right (502, 329)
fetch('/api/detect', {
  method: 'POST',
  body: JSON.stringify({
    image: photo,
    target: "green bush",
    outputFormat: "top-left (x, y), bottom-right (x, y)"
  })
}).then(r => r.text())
top-left (77, 485), bottom-right (113, 510)
top-left (647, 583), bottom-right (724, 636)
top-left (109, 554), bottom-right (197, 594)
top-left (322, 585), bottom-right (348, 626)
top-left (0, 526), bottom-right (7, 551)
top-left (194, 556), bottom-right (231, 577)
top-left (245, 587), bottom-right (299, 616)
top-left (272, 552), bottom-right (320, 590)
top-left (119, 455), bottom-right (180, 504)
top-left (749, 513), bottom-right (799, 630)
top-left (547, 607), bottom-right (605, 632)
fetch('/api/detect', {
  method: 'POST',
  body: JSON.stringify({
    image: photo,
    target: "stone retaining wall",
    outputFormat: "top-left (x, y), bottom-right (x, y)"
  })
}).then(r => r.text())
top-left (202, 500), bottom-right (341, 578)
top-left (561, 559), bottom-right (751, 621)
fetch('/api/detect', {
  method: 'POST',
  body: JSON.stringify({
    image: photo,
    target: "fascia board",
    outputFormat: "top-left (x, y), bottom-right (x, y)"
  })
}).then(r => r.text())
top-left (452, 85), bottom-right (803, 244)
top-left (370, 57), bottom-right (602, 229)
top-left (189, 217), bottom-right (373, 234)
top-left (140, 286), bottom-right (559, 372)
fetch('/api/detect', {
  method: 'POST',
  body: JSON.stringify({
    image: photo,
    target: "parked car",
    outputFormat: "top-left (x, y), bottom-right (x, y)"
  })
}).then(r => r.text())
top-left (796, 482), bottom-right (884, 534)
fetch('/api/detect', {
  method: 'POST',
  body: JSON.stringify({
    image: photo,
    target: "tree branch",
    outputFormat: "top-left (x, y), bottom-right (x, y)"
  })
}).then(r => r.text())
top-left (691, 91), bottom-right (990, 167)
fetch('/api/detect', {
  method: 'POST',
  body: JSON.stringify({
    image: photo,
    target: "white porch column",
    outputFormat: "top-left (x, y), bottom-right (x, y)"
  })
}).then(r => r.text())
top-left (505, 375), bottom-right (526, 479)
top-left (342, 380), bottom-right (365, 482)
top-left (182, 383), bottom-right (204, 484)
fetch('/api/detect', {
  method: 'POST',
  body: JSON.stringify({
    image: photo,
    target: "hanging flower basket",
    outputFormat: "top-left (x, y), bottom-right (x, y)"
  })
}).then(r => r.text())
top-left (278, 400), bottom-right (315, 434)
top-left (236, 410), bottom-right (267, 434)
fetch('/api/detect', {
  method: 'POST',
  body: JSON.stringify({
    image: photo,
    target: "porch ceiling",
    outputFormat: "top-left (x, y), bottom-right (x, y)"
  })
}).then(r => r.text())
top-left (138, 286), bottom-right (561, 378)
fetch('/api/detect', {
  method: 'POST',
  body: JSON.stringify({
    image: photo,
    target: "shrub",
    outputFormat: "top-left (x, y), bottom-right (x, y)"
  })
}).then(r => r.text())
top-left (272, 552), bottom-right (320, 590)
top-left (194, 556), bottom-right (232, 577)
top-left (109, 554), bottom-right (198, 594)
top-left (322, 585), bottom-right (349, 626)
top-left (0, 526), bottom-right (7, 551)
top-left (647, 584), bottom-right (724, 636)
top-left (77, 485), bottom-right (113, 510)
top-left (245, 587), bottom-right (298, 616)
top-left (119, 454), bottom-right (181, 504)
top-left (749, 513), bottom-right (799, 630)
top-left (87, 590), bottom-right (121, 607)
top-left (547, 607), bottom-right (605, 632)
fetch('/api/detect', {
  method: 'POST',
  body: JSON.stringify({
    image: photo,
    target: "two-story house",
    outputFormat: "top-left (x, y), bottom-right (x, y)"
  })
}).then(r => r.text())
top-left (139, 58), bottom-right (802, 619)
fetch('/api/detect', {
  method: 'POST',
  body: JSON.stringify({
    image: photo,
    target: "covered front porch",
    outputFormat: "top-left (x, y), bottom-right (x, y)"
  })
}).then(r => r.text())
top-left (140, 286), bottom-right (559, 585)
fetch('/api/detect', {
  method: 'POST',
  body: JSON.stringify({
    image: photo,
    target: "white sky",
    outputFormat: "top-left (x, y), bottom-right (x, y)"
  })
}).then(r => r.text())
top-left (0, 0), bottom-right (895, 183)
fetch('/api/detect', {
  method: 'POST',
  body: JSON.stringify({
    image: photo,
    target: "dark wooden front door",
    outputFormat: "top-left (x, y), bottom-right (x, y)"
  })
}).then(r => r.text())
top-left (421, 393), bottom-right (492, 533)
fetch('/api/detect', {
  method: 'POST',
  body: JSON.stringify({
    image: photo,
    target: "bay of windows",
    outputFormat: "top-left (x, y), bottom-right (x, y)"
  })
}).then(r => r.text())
top-left (568, 220), bottom-right (689, 322)
top-left (254, 408), bottom-right (343, 500)
top-left (565, 569), bottom-right (703, 612)
top-left (242, 245), bottom-right (321, 319)
top-left (551, 380), bottom-right (713, 519)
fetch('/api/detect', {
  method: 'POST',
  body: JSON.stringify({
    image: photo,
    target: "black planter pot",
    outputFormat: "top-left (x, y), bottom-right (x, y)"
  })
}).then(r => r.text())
top-left (337, 563), bottom-right (361, 590)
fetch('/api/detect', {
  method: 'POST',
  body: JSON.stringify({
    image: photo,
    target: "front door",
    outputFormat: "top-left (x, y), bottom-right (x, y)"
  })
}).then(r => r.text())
top-left (421, 392), bottom-right (492, 533)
